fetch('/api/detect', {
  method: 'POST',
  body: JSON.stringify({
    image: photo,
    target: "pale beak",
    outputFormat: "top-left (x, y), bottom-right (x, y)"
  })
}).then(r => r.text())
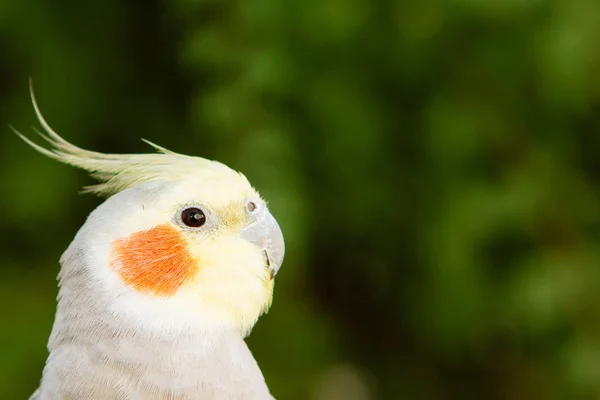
top-left (240, 210), bottom-right (285, 279)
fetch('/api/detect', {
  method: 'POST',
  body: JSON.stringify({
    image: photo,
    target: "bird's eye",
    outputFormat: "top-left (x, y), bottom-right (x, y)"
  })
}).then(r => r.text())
top-left (181, 207), bottom-right (206, 228)
top-left (247, 201), bottom-right (257, 213)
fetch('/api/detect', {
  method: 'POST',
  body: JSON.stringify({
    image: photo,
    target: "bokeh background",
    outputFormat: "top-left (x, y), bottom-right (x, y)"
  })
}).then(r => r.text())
top-left (1, 0), bottom-right (600, 399)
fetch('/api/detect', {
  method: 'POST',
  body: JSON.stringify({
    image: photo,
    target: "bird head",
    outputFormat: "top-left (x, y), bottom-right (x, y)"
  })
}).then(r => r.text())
top-left (14, 90), bottom-right (284, 338)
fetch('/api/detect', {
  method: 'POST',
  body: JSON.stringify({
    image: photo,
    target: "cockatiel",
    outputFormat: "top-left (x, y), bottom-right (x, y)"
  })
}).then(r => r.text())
top-left (14, 88), bottom-right (285, 400)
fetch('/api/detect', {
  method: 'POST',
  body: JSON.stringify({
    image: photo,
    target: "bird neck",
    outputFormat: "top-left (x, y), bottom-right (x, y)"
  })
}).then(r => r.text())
top-left (39, 223), bottom-right (273, 398)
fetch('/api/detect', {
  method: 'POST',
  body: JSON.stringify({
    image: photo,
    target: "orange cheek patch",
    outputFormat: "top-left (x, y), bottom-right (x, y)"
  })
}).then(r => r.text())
top-left (110, 224), bottom-right (197, 296)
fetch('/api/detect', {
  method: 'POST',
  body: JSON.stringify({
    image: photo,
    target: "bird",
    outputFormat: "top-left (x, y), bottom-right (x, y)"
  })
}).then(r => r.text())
top-left (13, 85), bottom-right (285, 400)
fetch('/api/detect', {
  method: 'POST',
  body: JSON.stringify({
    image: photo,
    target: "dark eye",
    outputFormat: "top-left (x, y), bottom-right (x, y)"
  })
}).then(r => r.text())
top-left (247, 201), bottom-right (257, 213)
top-left (181, 207), bottom-right (206, 228)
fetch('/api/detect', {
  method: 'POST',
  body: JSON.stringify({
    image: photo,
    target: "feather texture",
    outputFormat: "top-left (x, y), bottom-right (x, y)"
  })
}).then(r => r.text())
top-left (10, 79), bottom-right (247, 197)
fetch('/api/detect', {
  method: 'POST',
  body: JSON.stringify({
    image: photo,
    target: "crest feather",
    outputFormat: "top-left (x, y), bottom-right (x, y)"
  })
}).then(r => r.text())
top-left (11, 81), bottom-right (243, 197)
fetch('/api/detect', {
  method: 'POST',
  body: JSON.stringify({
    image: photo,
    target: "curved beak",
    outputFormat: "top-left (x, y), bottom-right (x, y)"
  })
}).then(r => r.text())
top-left (240, 210), bottom-right (285, 279)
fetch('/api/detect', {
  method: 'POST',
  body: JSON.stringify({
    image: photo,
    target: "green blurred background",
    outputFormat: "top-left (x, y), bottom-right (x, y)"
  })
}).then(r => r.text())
top-left (1, 0), bottom-right (600, 399)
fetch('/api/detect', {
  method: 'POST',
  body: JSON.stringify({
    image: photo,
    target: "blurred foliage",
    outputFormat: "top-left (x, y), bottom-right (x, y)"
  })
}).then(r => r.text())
top-left (1, 0), bottom-right (600, 399)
